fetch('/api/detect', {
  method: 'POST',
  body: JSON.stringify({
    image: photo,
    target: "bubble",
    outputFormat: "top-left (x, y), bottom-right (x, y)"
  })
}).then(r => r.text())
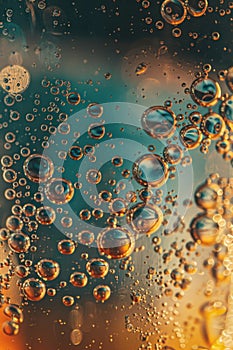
top-left (226, 66), bottom-right (233, 92)
top-left (67, 92), bottom-right (81, 105)
top-left (220, 95), bottom-right (233, 130)
top-left (93, 285), bottom-right (111, 302)
top-left (172, 27), bottom-right (182, 38)
top-left (141, 106), bottom-right (176, 139)
top-left (109, 198), bottom-right (127, 216)
top-left (0, 228), bottom-right (10, 241)
top-left (180, 125), bottom-right (202, 149)
top-left (68, 146), bottom-right (83, 160)
top-left (86, 258), bottom-right (109, 278)
top-left (62, 295), bottom-right (74, 307)
top-left (6, 215), bottom-right (23, 231)
top-left (58, 122), bottom-right (70, 135)
top-left (99, 190), bottom-right (112, 202)
top-left (135, 62), bottom-right (148, 76)
top-left (78, 230), bottom-right (95, 245)
top-left (87, 103), bottom-right (103, 118)
top-left (160, 0), bottom-right (187, 25)
top-left (70, 328), bottom-right (83, 345)
top-left (190, 77), bottom-right (221, 107)
top-left (45, 178), bottom-right (74, 204)
top-left (15, 265), bottom-right (29, 278)
top-left (57, 239), bottom-right (76, 254)
top-left (22, 278), bottom-right (46, 301)
top-left (88, 123), bottom-right (105, 140)
top-left (70, 272), bottom-right (88, 287)
top-left (127, 202), bottom-right (163, 235)
top-left (36, 259), bottom-right (60, 281)
top-left (189, 111), bottom-right (202, 125)
top-left (8, 232), bottom-right (30, 253)
top-left (47, 288), bottom-right (56, 297)
top-left (132, 154), bottom-right (169, 187)
top-left (97, 227), bottom-right (135, 259)
top-left (190, 214), bottom-right (220, 245)
top-left (23, 154), bottom-right (54, 183)
top-left (4, 304), bottom-right (23, 323)
top-left (163, 144), bottom-right (183, 164)
top-left (111, 156), bottom-right (123, 167)
top-left (195, 182), bottom-right (221, 209)
top-left (200, 113), bottom-right (225, 139)
top-left (86, 169), bottom-right (102, 184)
top-left (36, 206), bottom-right (56, 225)
top-left (22, 203), bottom-right (36, 217)
top-left (171, 268), bottom-right (184, 281)
top-left (187, 0), bottom-right (208, 17)
top-left (0, 65), bottom-right (30, 94)
top-left (2, 321), bottom-right (19, 336)
top-left (1, 155), bottom-right (13, 167)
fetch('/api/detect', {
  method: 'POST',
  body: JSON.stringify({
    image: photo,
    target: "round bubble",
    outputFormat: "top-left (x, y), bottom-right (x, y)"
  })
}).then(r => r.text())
top-left (8, 232), bottom-right (30, 253)
top-left (133, 154), bottom-right (169, 187)
top-left (36, 259), bottom-right (60, 281)
top-left (45, 178), bottom-right (74, 204)
top-left (127, 202), bottom-right (163, 235)
top-left (23, 154), bottom-right (54, 183)
top-left (190, 77), bottom-right (221, 107)
top-left (220, 95), bottom-right (233, 130)
top-left (190, 214), bottom-right (220, 245)
top-left (180, 125), bottom-right (202, 149)
top-left (22, 278), bottom-right (46, 301)
top-left (86, 258), bottom-right (109, 278)
top-left (93, 285), bottom-right (111, 302)
top-left (161, 0), bottom-right (187, 25)
top-left (97, 227), bottom-right (135, 259)
top-left (141, 106), bottom-right (176, 139)
top-left (201, 113), bottom-right (225, 139)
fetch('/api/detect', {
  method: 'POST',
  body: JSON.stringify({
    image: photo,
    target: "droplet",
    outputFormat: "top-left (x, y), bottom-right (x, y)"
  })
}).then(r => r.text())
top-left (8, 232), bottom-right (30, 253)
top-left (22, 278), bottom-right (46, 301)
top-left (93, 285), bottom-right (111, 302)
top-left (109, 198), bottom-right (127, 216)
top-left (141, 106), bottom-right (176, 139)
top-left (133, 154), bottom-right (169, 187)
top-left (135, 62), bottom-right (148, 76)
top-left (70, 272), bottom-right (88, 287)
top-left (97, 227), bottom-right (135, 259)
top-left (45, 178), bottom-right (74, 204)
top-left (86, 258), bottom-right (109, 278)
top-left (23, 154), bottom-right (54, 183)
top-left (127, 202), bottom-right (163, 235)
top-left (190, 214), bottom-right (220, 245)
top-left (36, 259), bottom-right (60, 281)
top-left (190, 77), bottom-right (221, 107)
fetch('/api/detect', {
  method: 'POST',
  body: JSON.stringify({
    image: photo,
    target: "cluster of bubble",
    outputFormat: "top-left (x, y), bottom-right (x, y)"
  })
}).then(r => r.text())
top-left (186, 66), bottom-right (233, 162)
top-left (2, 304), bottom-right (23, 336)
top-left (192, 175), bottom-right (233, 348)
